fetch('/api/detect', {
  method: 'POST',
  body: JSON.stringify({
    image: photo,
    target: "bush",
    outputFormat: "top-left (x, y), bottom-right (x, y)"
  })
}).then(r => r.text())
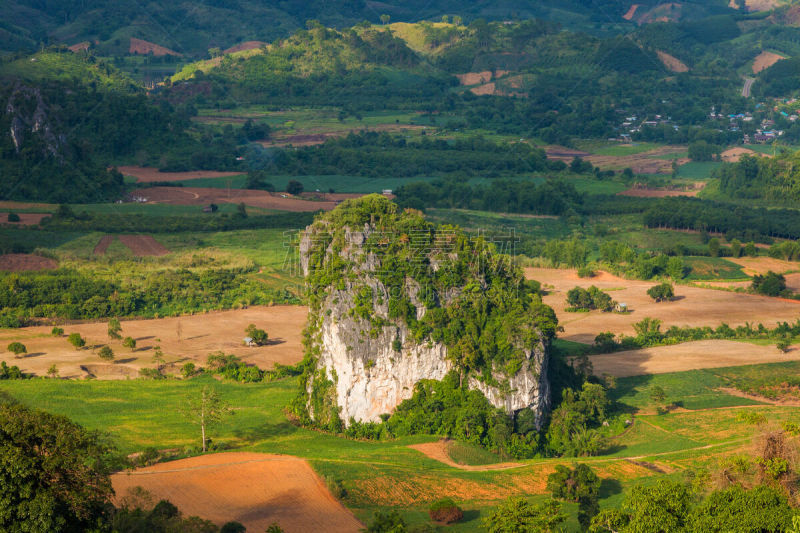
top-left (647, 282), bottom-right (674, 302)
top-left (7, 213), bottom-right (20, 222)
top-left (220, 522), bottom-right (246, 533)
top-left (181, 362), bottom-right (196, 378)
top-left (577, 266), bottom-right (595, 278)
top-left (364, 510), bottom-right (407, 532)
top-left (51, 327), bottom-right (64, 336)
top-left (245, 324), bottom-right (268, 345)
top-left (752, 271), bottom-right (787, 297)
top-left (67, 333), bottom-right (85, 349)
top-left (123, 336), bottom-right (137, 350)
top-left (7, 342), bottom-right (26, 357)
top-left (98, 346), bottom-right (114, 361)
top-left (429, 498), bottom-right (464, 524)
top-left (566, 286), bottom-right (614, 311)
top-left (286, 179), bottom-right (304, 195)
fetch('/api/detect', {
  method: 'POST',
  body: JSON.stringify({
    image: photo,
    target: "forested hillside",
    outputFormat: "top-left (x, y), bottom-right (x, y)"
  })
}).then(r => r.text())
top-left (0, 51), bottom-right (240, 202)
top-left (1, 0), bottom-right (739, 57)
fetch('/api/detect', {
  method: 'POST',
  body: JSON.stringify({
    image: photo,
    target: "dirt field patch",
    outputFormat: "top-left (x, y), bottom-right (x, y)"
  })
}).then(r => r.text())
top-left (135, 186), bottom-right (337, 212)
top-left (623, 4), bottom-right (640, 20)
top-left (0, 212), bottom-right (48, 225)
top-left (94, 235), bottom-right (115, 255)
top-left (224, 41), bottom-right (267, 54)
top-left (753, 51), bottom-right (786, 73)
top-left (408, 441), bottom-right (523, 471)
top-left (657, 51), bottom-right (689, 73)
top-left (590, 340), bottom-right (800, 377)
top-left (0, 254), bottom-right (57, 271)
top-left (112, 452), bottom-right (361, 533)
top-left (721, 147), bottom-right (766, 162)
top-left (118, 235), bottom-right (170, 257)
top-left (525, 268), bottom-right (800, 344)
top-left (546, 145), bottom-right (688, 174)
top-left (68, 42), bottom-right (90, 53)
top-left (129, 38), bottom-right (181, 57)
top-left (118, 166), bottom-right (243, 183)
top-left (0, 306), bottom-right (307, 379)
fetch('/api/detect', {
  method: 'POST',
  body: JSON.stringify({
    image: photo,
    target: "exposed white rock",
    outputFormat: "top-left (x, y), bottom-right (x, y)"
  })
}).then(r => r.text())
top-left (301, 222), bottom-right (551, 429)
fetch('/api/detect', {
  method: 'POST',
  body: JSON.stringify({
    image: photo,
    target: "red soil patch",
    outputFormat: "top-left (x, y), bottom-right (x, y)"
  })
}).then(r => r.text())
top-left (752, 51), bottom-right (786, 74)
top-left (623, 4), bottom-right (640, 20)
top-left (118, 166), bottom-right (243, 183)
top-left (223, 41), bottom-right (267, 54)
top-left (657, 51), bottom-right (689, 73)
top-left (111, 452), bottom-right (362, 533)
top-left (93, 235), bottom-right (115, 255)
top-left (117, 235), bottom-right (170, 257)
top-left (129, 38), bottom-right (181, 57)
top-left (134, 186), bottom-right (338, 212)
top-left (0, 254), bottom-right (57, 271)
top-left (408, 440), bottom-right (523, 471)
top-left (68, 42), bottom-right (90, 53)
top-left (0, 213), bottom-right (48, 225)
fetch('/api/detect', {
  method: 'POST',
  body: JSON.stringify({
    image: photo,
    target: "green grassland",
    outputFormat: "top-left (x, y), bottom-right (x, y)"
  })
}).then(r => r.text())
top-left (676, 161), bottom-right (723, 180)
top-left (682, 256), bottom-right (749, 280)
top-left (1, 359), bottom-right (798, 531)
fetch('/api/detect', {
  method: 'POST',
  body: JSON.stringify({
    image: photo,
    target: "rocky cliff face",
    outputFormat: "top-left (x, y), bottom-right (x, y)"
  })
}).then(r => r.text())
top-left (5, 83), bottom-right (65, 158)
top-left (297, 196), bottom-right (555, 430)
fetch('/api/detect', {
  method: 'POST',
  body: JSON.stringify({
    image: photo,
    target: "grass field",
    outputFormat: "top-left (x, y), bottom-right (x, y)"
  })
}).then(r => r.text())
top-left (676, 161), bottom-right (722, 180)
top-left (2, 359), bottom-right (799, 531)
top-left (682, 256), bottom-right (749, 280)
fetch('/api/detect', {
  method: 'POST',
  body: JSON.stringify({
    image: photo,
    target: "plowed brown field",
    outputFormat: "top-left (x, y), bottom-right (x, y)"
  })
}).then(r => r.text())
top-left (0, 213), bottom-right (48, 225)
top-left (111, 452), bottom-right (362, 533)
top-left (135, 187), bottom-right (336, 211)
top-left (118, 235), bottom-right (170, 256)
top-left (118, 166), bottom-right (243, 183)
top-left (0, 254), bottom-right (57, 271)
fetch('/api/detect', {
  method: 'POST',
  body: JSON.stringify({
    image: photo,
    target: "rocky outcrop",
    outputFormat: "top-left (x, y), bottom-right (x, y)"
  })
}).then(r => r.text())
top-left (299, 196), bottom-right (554, 430)
top-left (5, 83), bottom-right (65, 158)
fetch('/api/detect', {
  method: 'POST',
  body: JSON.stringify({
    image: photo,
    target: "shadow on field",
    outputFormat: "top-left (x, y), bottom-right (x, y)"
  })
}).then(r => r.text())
top-left (265, 337), bottom-right (286, 346)
top-left (116, 357), bottom-right (136, 364)
top-left (599, 478), bottom-right (623, 499)
top-left (460, 509), bottom-right (482, 525)
top-left (234, 421), bottom-right (297, 443)
top-left (22, 352), bottom-right (45, 358)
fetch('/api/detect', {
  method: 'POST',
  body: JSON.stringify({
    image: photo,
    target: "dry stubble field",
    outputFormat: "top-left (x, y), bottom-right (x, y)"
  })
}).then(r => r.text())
top-left (0, 306), bottom-right (307, 378)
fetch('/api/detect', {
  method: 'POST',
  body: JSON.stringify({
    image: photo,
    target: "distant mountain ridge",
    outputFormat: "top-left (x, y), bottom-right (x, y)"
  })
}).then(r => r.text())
top-left (0, 0), bottom-right (747, 57)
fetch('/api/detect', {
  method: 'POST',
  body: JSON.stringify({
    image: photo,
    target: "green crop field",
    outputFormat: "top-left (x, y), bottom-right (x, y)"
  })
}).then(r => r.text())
top-left (676, 161), bottom-right (722, 180)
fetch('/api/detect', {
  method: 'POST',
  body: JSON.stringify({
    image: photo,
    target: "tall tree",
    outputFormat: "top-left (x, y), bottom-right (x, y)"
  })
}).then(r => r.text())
top-left (181, 386), bottom-right (233, 453)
